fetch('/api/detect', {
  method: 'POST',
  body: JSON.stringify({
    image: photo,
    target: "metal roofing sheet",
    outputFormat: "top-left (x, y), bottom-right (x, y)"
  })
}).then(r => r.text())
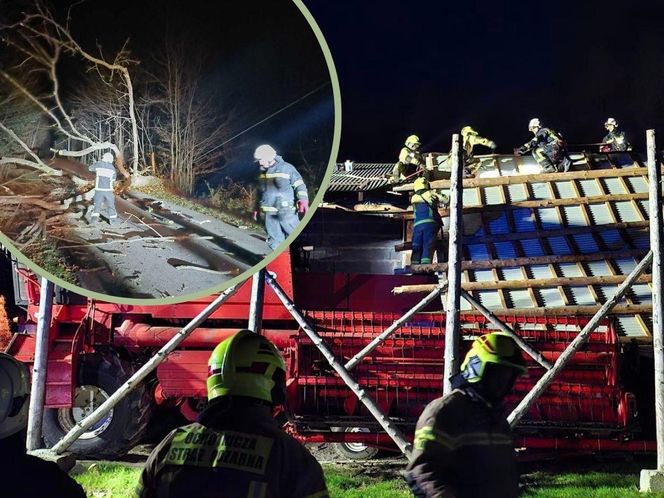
top-left (327, 163), bottom-right (394, 192)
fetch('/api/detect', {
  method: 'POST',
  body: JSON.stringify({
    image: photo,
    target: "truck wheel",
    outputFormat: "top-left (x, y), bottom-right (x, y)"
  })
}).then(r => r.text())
top-left (331, 427), bottom-right (379, 460)
top-left (42, 353), bottom-right (152, 459)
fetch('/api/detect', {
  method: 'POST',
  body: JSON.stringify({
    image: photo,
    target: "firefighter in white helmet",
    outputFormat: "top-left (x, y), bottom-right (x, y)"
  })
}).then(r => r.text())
top-left (516, 118), bottom-right (571, 173)
top-left (0, 353), bottom-right (87, 498)
top-left (405, 333), bottom-right (527, 498)
top-left (89, 151), bottom-right (119, 225)
top-left (136, 330), bottom-right (328, 498)
top-left (391, 134), bottom-right (427, 183)
top-left (253, 144), bottom-right (309, 249)
top-left (600, 118), bottom-right (631, 152)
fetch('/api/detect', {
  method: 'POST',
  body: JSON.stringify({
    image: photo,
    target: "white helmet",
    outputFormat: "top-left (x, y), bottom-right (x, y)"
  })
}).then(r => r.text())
top-left (254, 144), bottom-right (277, 162)
top-left (605, 117), bottom-right (618, 128)
top-left (0, 353), bottom-right (30, 440)
top-left (528, 118), bottom-right (541, 131)
top-left (102, 152), bottom-right (114, 163)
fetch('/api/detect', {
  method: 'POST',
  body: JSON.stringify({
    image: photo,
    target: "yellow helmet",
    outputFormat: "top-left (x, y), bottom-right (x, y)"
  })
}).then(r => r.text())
top-left (460, 333), bottom-right (527, 384)
top-left (413, 176), bottom-right (429, 191)
top-left (405, 134), bottom-right (421, 148)
top-left (461, 126), bottom-right (477, 138)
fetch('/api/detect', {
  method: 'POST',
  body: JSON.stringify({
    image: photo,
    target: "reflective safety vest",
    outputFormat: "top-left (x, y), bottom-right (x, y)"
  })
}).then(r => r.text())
top-left (89, 160), bottom-right (116, 192)
top-left (257, 156), bottom-right (308, 214)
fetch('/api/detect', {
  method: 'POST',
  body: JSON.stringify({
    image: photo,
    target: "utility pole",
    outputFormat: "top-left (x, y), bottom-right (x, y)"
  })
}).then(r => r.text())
top-left (641, 129), bottom-right (664, 493)
top-left (443, 133), bottom-right (463, 394)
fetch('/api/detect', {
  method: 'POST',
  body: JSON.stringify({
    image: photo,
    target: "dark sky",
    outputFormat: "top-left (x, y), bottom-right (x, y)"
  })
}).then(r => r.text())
top-left (304, 0), bottom-right (664, 161)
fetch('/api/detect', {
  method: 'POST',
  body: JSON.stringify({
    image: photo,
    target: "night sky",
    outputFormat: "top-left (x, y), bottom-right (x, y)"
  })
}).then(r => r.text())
top-left (304, 0), bottom-right (664, 161)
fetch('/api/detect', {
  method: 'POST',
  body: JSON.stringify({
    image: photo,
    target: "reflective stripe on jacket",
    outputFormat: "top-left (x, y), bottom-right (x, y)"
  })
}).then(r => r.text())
top-left (257, 156), bottom-right (308, 214)
top-left (89, 160), bottom-right (116, 191)
top-left (603, 130), bottom-right (631, 151)
top-left (412, 189), bottom-right (439, 228)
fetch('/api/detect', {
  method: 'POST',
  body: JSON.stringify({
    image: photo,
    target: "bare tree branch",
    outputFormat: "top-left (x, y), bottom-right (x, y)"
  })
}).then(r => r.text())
top-left (0, 122), bottom-right (61, 175)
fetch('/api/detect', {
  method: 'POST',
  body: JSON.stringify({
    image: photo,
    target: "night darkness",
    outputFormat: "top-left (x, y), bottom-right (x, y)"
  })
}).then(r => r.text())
top-left (304, 0), bottom-right (664, 161)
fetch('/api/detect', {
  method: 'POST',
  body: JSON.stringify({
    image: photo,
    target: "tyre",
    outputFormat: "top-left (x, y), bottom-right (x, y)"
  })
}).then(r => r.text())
top-left (42, 353), bottom-right (153, 459)
top-left (331, 427), bottom-right (380, 460)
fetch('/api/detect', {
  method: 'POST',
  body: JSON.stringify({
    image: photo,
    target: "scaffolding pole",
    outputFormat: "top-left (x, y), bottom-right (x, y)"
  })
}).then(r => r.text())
top-left (444, 133), bottom-right (463, 395)
top-left (507, 250), bottom-right (653, 427)
top-left (460, 289), bottom-right (552, 370)
top-left (265, 272), bottom-right (414, 457)
top-left (26, 277), bottom-right (54, 451)
top-left (248, 269), bottom-right (266, 334)
top-left (51, 284), bottom-right (240, 454)
top-left (345, 280), bottom-right (448, 370)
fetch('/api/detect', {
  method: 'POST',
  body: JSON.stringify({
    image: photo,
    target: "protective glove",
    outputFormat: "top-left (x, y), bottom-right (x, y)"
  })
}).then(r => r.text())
top-left (515, 147), bottom-right (526, 156)
top-left (252, 211), bottom-right (259, 222)
top-left (297, 199), bottom-right (309, 214)
top-left (488, 141), bottom-right (497, 150)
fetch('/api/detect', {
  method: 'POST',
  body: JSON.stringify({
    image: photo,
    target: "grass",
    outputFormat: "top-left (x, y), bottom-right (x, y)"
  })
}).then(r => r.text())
top-left (72, 459), bottom-right (664, 497)
top-left (23, 238), bottom-right (78, 283)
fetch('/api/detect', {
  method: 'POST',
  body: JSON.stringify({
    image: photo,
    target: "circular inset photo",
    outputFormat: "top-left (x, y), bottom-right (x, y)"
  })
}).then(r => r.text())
top-left (0, 0), bottom-right (339, 302)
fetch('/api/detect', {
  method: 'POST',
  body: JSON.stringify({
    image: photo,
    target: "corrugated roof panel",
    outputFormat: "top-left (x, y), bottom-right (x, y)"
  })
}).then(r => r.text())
top-left (530, 182), bottom-right (553, 200)
top-left (630, 230), bottom-right (651, 249)
top-left (561, 206), bottom-right (587, 227)
top-left (538, 287), bottom-right (565, 307)
top-left (613, 258), bottom-right (638, 275)
top-left (587, 203), bottom-right (614, 225)
top-left (546, 236), bottom-right (572, 255)
top-left (598, 229), bottom-right (627, 250)
top-left (616, 316), bottom-right (649, 339)
top-left (487, 212), bottom-right (510, 234)
top-left (628, 284), bottom-right (653, 304)
top-left (467, 244), bottom-right (490, 260)
top-left (627, 176), bottom-right (649, 193)
top-left (571, 233), bottom-right (599, 253)
top-left (501, 267), bottom-right (524, 281)
top-left (328, 163), bottom-right (394, 192)
top-left (584, 260), bottom-right (611, 277)
top-left (554, 181), bottom-right (576, 199)
top-left (471, 269), bottom-right (495, 282)
top-left (529, 264), bottom-right (554, 279)
top-left (506, 290), bottom-right (534, 308)
top-left (484, 186), bottom-right (503, 205)
top-left (494, 241), bottom-right (518, 258)
top-left (602, 177), bottom-right (629, 195)
top-left (476, 290), bottom-right (503, 309)
top-left (537, 208), bottom-right (561, 229)
top-left (497, 157), bottom-right (519, 175)
top-left (513, 208), bottom-right (535, 232)
top-left (567, 286), bottom-right (596, 306)
top-left (557, 263), bottom-right (583, 277)
top-left (520, 239), bottom-right (545, 256)
top-left (578, 179), bottom-right (602, 197)
top-left (507, 184), bottom-right (528, 202)
top-left (637, 200), bottom-right (649, 218)
top-left (614, 201), bottom-right (642, 222)
top-left (463, 188), bottom-right (480, 206)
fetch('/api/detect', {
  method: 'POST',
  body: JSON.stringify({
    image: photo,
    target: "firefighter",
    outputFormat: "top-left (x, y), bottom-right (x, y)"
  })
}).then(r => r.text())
top-left (253, 144), bottom-right (309, 249)
top-left (136, 330), bottom-right (328, 498)
top-left (89, 151), bottom-right (119, 225)
top-left (411, 177), bottom-right (447, 265)
top-left (460, 126), bottom-right (497, 177)
top-left (516, 118), bottom-right (572, 173)
top-left (0, 353), bottom-right (87, 498)
top-left (405, 333), bottom-right (527, 498)
top-left (600, 118), bottom-right (631, 152)
top-left (392, 134), bottom-right (427, 182)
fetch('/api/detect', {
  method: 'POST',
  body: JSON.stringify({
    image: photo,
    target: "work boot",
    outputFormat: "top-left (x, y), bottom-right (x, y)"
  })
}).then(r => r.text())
top-left (109, 217), bottom-right (121, 227)
top-left (91, 215), bottom-right (100, 225)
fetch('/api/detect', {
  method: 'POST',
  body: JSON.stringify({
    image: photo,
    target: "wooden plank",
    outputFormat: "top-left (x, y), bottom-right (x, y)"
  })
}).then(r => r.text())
top-left (393, 165), bottom-right (648, 191)
top-left (410, 248), bottom-right (648, 272)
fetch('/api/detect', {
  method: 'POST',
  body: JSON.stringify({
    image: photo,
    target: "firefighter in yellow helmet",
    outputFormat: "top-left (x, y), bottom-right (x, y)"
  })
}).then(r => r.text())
top-left (460, 126), bottom-right (497, 177)
top-left (136, 330), bottom-right (329, 498)
top-left (410, 177), bottom-right (448, 265)
top-left (391, 134), bottom-right (427, 183)
top-left (405, 333), bottom-right (527, 498)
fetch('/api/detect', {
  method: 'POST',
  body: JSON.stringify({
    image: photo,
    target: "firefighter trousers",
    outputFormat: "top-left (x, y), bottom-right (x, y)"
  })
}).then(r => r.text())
top-left (265, 210), bottom-right (299, 249)
top-left (92, 190), bottom-right (117, 220)
top-left (412, 222), bottom-right (437, 264)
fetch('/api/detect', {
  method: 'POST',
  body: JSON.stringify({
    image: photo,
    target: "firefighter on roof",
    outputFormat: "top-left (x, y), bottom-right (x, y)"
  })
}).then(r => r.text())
top-left (89, 151), bottom-right (119, 225)
top-left (410, 176), bottom-right (447, 265)
top-left (405, 333), bottom-right (527, 498)
top-left (392, 134), bottom-right (427, 182)
top-left (253, 144), bottom-right (309, 250)
top-left (136, 330), bottom-right (329, 498)
top-left (601, 118), bottom-right (631, 152)
top-left (0, 353), bottom-right (87, 498)
top-left (460, 126), bottom-right (497, 177)
top-left (516, 118), bottom-right (572, 173)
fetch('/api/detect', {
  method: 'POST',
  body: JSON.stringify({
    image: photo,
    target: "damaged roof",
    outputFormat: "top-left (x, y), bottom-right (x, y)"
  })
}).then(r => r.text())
top-left (327, 162), bottom-right (394, 192)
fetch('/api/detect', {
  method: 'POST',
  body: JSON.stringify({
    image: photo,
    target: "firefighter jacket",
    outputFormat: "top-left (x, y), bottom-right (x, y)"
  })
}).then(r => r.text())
top-left (405, 389), bottom-right (520, 498)
top-left (463, 134), bottom-right (494, 163)
top-left (136, 401), bottom-right (329, 498)
top-left (393, 146), bottom-right (425, 180)
top-left (602, 130), bottom-right (631, 152)
top-left (412, 188), bottom-right (444, 228)
top-left (89, 159), bottom-right (116, 192)
top-left (256, 156), bottom-right (308, 215)
top-left (518, 127), bottom-right (564, 156)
